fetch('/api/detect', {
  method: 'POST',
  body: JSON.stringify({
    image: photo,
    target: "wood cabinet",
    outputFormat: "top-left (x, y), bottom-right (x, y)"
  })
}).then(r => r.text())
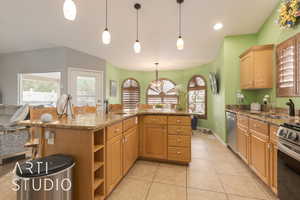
top-left (140, 115), bottom-right (191, 163)
top-left (106, 117), bottom-right (138, 195)
top-left (240, 45), bottom-right (273, 89)
top-left (143, 125), bottom-right (167, 159)
top-left (106, 134), bottom-right (123, 194)
top-left (249, 119), bottom-right (269, 184)
top-left (235, 114), bottom-right (279, 194)
top-left (250, 132), bottom-right (269, 184)
top-left (123, 126), bottom-right (138, 175)
top-left (269, 125), bottom-right (278, 194)
top-left (237, 126), bottom-right (250, 163)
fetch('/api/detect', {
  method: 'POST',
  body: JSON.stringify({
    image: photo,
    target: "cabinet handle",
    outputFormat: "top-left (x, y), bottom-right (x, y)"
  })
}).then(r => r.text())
top-left (177, 152), bottom-right (181, 155)
top-left (176, 120), bottom-right (181, 123)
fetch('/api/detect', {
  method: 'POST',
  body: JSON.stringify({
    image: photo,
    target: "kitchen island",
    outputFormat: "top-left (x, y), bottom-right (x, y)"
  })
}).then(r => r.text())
top-left (20, 109), bottom-right (193, 200)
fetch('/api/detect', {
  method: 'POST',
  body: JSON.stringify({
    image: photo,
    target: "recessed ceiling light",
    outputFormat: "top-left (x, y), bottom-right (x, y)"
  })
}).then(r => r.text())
top-left (214, 23), bottom-right (223, 30)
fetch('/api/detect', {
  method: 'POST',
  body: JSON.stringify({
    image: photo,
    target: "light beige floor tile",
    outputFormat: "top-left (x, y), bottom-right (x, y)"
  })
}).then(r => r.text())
top-left (219, 174), bottom-right (269, 200)
top-left (127, 163), bottom-right (158, 181)
top-left (153, 165), bottom-right (187, 186)
top-left (187, 158), bottom-right (216, 173)
top-left (187, 170), bottom-right (224, 192)
top-left (227, 194), bottom-right (259, 200)
top-left (188, 188), bottom-right (227, 200)
top-left (213, 160), bottom-right (252, 177)
top-left (146, 183), bottom-right (186, 200)
top-left (107, 177), bottom-right (151, 200)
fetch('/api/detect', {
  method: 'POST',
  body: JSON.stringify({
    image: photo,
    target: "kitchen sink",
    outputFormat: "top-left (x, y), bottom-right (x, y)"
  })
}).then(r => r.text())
top-left (264, 114), bottom-right (289, 119)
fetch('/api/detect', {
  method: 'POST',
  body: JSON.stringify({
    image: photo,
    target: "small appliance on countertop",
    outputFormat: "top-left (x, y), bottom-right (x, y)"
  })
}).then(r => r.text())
top-left (277, 122), bottom-right (300, 200)
top-left (250, 102), bottom-right (261, 113)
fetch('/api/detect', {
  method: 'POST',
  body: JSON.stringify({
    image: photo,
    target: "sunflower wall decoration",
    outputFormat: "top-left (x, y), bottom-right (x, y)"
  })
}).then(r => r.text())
top-left (277, 0), bottom-right (300, 29)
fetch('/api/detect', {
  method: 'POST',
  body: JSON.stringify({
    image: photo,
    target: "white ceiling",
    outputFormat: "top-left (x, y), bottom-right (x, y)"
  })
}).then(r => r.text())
top-left (0, 0), bottom-right (277, 71)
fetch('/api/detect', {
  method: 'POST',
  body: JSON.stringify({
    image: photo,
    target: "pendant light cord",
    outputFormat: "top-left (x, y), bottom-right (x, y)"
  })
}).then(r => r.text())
top-left (105, 0), bottom-right (108, 28)
top-left (136, 8), bottom-right (139, 41)
top-left (179, 3), bottom-right (182, 37)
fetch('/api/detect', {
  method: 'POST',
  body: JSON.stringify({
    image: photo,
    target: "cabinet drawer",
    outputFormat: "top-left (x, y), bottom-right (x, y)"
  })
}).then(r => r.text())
top-left (249, 118), bottom-right (269, 136)
top-left (270, 125), bottom-right (279, 144)
top-left (107, 122), bottom-right (123, 140)
top-left (168, 147), bottom-right (190, 162)
top-left (144, 115), bottom-right (167, 125)
top-left (123, 117), bottom-right (138, 132)
top-left (168, 126), bottom-right (192, 136)
top-left (168, 135), bottom-right (190, 147)
top-left (237, 115), bottom-right (248, 128)
top-left (168, 116), bottom-right (191, 126)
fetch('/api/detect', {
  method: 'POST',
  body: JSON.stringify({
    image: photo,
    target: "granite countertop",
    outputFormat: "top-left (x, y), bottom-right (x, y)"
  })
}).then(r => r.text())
top-left (19, 109), bottom-right (194, 130)
top-left (226, 108), bottom-right (300, 126)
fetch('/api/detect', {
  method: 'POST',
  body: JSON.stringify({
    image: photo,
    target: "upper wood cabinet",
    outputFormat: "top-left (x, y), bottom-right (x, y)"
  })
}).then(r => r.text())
top-left (240, 45), bottom-right (274, 89)
top-left (276, 33), bottom-right (300, 97)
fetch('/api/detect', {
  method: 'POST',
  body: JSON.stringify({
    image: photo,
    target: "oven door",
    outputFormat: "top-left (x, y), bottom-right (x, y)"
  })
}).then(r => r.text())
top-left (278, 140), bottom-right (300, 200)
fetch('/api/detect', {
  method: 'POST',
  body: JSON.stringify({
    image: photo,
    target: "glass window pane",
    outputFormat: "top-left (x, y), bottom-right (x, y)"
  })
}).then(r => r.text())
top-left (20, 72), bottom-right (61, 106)
top-left (76, 76), bottom-right (96, 106)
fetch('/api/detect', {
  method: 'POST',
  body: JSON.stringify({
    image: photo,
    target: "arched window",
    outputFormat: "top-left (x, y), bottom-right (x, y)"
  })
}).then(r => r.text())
top-left (188, 75), bottom-right (207, 118)
top-left (122, 78), bottom-right (140, 109)
top-left (147, 78), bottom-right (178, 104)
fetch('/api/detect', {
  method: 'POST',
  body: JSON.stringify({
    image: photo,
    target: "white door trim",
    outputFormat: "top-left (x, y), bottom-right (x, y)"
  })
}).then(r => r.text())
top-left (67, 67), bottom-right (104, 106)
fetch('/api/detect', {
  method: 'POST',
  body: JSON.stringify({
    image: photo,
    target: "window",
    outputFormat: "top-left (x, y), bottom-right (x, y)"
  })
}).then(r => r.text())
top-left (18, 72), bottom-right (61, 106)
top-left (188, 75), bottom-right (207, 118)
top-left (276, 33), bottom-right (300, 97)
top-left (69, 68), bottom-right (103, 106)
top-left (122, 78), bottom-right (140, 109)
top-left (147, 78), bottom-right (178, 104)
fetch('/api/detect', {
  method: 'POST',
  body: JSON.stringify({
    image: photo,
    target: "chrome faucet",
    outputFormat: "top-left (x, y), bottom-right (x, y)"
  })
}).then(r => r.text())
top-left (286, 99), bottom-right (295, 117)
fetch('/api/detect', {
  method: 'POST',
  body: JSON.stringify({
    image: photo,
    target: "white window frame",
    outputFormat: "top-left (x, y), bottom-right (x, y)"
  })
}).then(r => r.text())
top-left (18, 72), bottom-right (62, 105)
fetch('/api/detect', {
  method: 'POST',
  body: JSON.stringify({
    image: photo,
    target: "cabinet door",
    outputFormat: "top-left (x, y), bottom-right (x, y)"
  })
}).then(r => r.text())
top-left (123, 127), bottom-right (138, 175)
top-left (143, 125), bottom-right (167, 159)
top-left (269, 144), bottom-right (278, 194)
top-left (250, 133), bottom-right (269, 184)
top-left (106, 135), bottom-right (123, 194)
top-left (237, 126), bottom-right (250, 163)
top-left (254, 50), bottom-right (273, 89)
top-left (240, 52), bottom-right (254, 89)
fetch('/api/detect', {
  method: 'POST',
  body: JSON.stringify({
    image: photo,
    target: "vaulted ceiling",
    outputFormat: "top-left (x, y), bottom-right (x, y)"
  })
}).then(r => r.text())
top-left (0, 0), bottom-right (277, 71)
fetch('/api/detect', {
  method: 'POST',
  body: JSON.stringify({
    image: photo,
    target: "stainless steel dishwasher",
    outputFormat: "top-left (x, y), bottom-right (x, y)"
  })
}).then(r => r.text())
top-left (226, 111), bottom-right (237, 153)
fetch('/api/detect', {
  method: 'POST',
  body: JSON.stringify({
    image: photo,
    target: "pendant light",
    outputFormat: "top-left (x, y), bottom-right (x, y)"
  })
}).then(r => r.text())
top-left (133, 3), bottom-right (141, 54)
top-left (63, 0), bottom-right (77, 21)
top-left (151, 63), bottom-right (161, 88)
top-left (176, 0), bottom-right (184, 50)
top-left (102, 0), bottom-right (111, 45)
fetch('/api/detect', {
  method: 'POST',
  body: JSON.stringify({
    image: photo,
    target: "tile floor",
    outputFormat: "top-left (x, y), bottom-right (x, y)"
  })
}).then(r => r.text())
top-left (0, 133), bottom-right (278, 200)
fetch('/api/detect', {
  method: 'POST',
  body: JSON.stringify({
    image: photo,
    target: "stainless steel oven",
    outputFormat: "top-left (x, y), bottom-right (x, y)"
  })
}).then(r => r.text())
top-left (278, 123), bottom-right (300, 200)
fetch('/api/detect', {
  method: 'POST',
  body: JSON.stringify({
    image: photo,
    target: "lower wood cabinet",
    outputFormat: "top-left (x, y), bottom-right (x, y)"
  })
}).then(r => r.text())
top-left (236, 114), bottom-right (279, 194)
top-left (250, 132), bottom-right (269, 184)
top-left (237, 126), bottom-right (250, 163)
top-left (123, 126), bottom-right (138, 175)
top-left (269, 143), bottom-right (278, 193)
top-left (106, 134), bottom-right (123, 195)
top-left (143, 125), bottom-right (167, 159)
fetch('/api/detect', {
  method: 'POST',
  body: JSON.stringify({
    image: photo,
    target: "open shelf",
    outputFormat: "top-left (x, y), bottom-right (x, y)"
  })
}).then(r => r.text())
top-left (94, 144), bottom-right (104, 152)
top-left (93, 129), bottom-right (105, 200)
top-left (94, 161), bottom-right (104, 172)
